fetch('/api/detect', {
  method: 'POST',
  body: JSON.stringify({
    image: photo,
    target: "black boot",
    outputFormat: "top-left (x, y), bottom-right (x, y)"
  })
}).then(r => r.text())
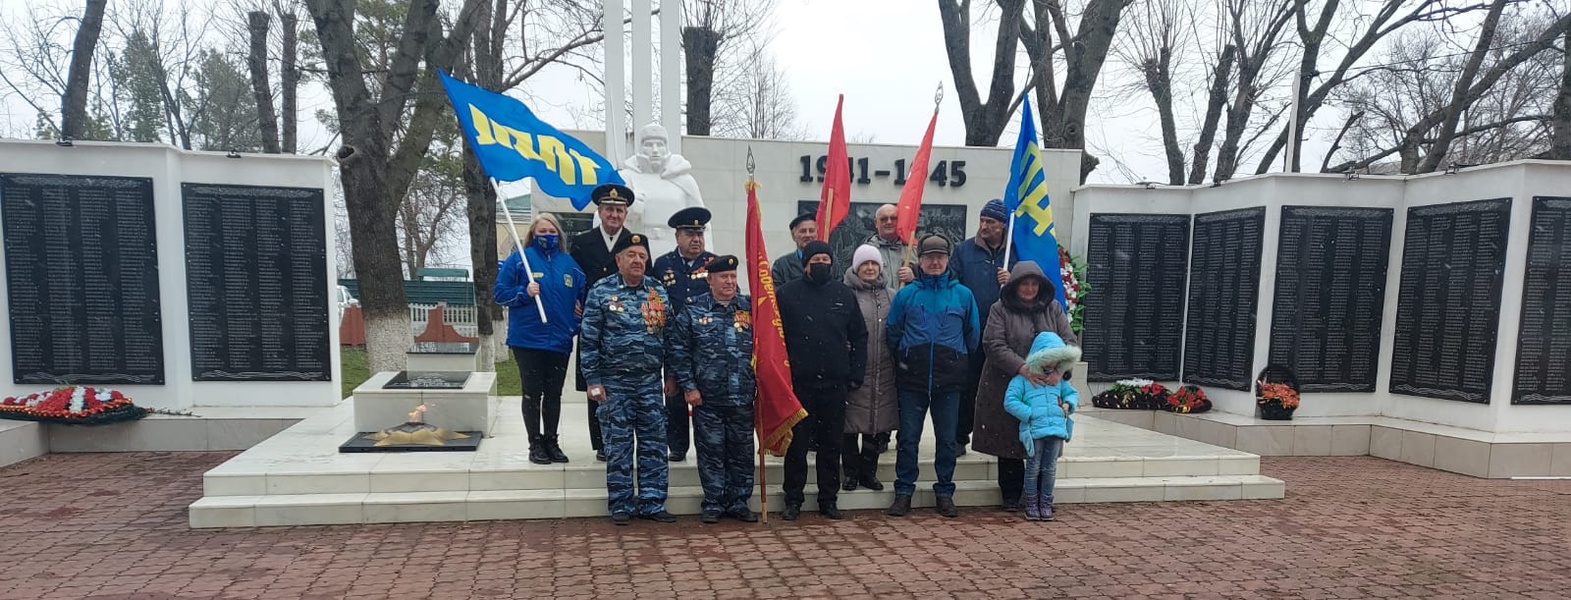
top-left (886, 494), bottom-right (911, 517)
top-left (857, 447), bottom-right (884, 491)
top-left (527, 436), bottom-right (551, 465)
top-left (545, 435), bottom-right (569, 463)
top-left (820, 502), bottom-right (844, 520)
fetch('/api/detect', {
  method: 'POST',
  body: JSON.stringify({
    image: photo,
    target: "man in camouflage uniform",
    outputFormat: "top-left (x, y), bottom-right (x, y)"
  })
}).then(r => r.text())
top-left (668, 255), bottom-right (758, 524)
top-left (580, 232), bottom-right (678, 525)
top-left (651, 206), bottom-right (717, 462)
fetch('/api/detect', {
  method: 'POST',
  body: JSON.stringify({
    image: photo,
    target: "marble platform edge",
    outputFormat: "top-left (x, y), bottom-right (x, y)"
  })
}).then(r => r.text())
top-left (0, 420), bottom-right (49, 469)
top-left (188, 475), bottom-right (1287, 528)
top-left (1083, 408), bottom-right (1571, 479)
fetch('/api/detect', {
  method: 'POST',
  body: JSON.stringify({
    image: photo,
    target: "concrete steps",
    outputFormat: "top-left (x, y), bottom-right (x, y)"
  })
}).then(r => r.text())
top-left (188, 397), bottom-right (1285, 528)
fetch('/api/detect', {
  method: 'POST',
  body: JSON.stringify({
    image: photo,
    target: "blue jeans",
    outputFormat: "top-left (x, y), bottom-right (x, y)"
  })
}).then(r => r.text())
top-left (1024, 437), bottom-right (1064, 499)
top-left (895, 388), bottom-right (959, 497)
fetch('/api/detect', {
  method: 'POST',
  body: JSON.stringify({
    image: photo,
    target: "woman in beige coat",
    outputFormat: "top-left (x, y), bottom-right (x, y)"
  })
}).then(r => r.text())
top-left (972, 260), bottom-right (1077, 510)
top-left (842, 245), bottom-right (898, 491)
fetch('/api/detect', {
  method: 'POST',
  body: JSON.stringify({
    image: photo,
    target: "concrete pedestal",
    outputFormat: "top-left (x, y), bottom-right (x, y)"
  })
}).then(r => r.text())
top-left (351, 371), bottom-right (497, 435)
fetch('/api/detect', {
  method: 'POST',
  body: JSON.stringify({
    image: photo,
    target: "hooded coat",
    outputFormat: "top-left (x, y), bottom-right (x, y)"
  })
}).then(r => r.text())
top-left (843, 265), bottom-right (898, 435)
top-left (1003, 332), bottom-right (1082, 455)
top-left (971, 261), bottom-right (1079, 460)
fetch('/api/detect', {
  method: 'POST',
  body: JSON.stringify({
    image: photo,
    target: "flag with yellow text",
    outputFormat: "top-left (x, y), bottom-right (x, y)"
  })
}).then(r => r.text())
top-left (746, 179), bottom-right (806, 456)
top-left (1003, 101), bottom-right (1067, 310)
top-left (439, 70), bottom-right (623, 209)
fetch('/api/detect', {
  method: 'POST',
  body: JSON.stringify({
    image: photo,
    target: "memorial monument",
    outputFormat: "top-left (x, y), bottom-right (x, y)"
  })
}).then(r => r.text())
top-left (618, 123), bottom-right (704, 256)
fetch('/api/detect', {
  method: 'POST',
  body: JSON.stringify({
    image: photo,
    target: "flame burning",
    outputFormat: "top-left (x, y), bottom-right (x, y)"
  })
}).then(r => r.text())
top-left (408, 402), bottom-right (428, 423)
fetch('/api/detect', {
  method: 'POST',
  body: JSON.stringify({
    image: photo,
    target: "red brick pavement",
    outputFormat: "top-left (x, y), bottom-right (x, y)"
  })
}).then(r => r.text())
top-left (1, 452), bottom-right (1568, 599)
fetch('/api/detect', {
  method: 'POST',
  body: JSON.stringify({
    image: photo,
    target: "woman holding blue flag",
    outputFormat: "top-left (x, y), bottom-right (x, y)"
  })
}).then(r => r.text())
top-left (494, 213), bottom-right (587, 465)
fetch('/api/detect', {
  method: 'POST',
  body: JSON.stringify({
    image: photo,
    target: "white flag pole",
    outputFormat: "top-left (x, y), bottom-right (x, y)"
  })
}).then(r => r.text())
top-left (494, 179), bottom-right (549, 324)
top-left (1002, 210), bottom-right (1016, 271)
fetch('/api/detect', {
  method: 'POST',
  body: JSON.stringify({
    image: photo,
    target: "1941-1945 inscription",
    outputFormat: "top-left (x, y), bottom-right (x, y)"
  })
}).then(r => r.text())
top-left (1, 173), bottom-right (165, 384)
top-left (183, 183), bottom-right (331, 382)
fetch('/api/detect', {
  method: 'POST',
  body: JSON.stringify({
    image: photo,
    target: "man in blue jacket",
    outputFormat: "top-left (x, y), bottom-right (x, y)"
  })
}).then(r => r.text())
top-left (948, 199), bottom-right (1013, 455)
top-left (885, 234), bottom-right (980, 518)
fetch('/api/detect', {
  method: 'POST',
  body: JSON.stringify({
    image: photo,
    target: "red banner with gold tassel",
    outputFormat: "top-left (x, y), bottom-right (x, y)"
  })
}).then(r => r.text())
top-left (746, 177), bottom-right (806, 457)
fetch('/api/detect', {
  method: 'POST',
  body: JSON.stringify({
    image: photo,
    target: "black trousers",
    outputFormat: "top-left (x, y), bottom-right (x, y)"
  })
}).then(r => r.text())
top-left (514, 347), bottom-right (569, 443)
top-left (959, 351), bottom-right (984, 445)
top-left (576, 350), bottom-right (603, 451)
top-left (665, 388), bottom-right (691, 456)
top-left (842, 433), bottom-right (883, 480)
top-left (784, 383), bottom-right (845, 507)
top-left (998, 457), bottom-right (1024, 503)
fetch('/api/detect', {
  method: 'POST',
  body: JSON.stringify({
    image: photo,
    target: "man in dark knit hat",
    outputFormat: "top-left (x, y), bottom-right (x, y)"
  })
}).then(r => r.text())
top-left (667, 255), bottom-right (758, 523)
top-left (770, 213), bottom-right (818, 286)
top-left (948, 198), bottom-right (1014, 457)
top-left (776, 240), bottom-right (867, 521)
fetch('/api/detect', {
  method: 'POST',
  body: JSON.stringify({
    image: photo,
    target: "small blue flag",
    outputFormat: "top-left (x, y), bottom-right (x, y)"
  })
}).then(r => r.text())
top-left (1002, 101), bottom-right (1068, 312)
top-left (438, 70), bottom-right (623, 210)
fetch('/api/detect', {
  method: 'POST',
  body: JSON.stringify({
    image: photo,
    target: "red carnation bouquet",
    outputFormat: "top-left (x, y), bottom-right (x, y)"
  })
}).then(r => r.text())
top-left (1167, 385), bottom-right (1212, 414)
top-left (0, 386), bottom-right (149, 425)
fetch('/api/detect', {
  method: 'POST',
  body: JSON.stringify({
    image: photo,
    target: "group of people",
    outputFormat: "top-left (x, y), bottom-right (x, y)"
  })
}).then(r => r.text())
top-left (495, 184), bottom-right (1082, 526)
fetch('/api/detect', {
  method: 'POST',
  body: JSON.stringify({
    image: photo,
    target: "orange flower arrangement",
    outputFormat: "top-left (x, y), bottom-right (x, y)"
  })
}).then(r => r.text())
top-left (1256, 381), bottom-right (1300, 410)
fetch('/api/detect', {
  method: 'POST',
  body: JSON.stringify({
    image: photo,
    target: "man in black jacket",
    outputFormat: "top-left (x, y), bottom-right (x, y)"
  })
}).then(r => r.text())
top-left (569, 183), bottom-right (636, 462)
top-left (776, 240), bottom-right (868, 521)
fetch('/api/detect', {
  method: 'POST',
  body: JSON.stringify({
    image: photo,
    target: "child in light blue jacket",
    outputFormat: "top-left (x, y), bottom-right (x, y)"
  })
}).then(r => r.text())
top-left (1003, 332), bottom-right (1081, 522)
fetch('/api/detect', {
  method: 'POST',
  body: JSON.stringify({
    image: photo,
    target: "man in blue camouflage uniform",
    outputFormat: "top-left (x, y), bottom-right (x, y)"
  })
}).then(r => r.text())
top-left (580, 232), bottom-right (678, 525)
top-left (668, 255), bottom-right (758, 524)
top-left (651, 206), bottom-right (717, 463)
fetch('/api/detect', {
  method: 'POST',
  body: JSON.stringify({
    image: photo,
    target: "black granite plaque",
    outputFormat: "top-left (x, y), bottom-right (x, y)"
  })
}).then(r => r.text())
top-left (1183, 207), bottom-right (1266, 390)
top-left (183, 183), bottom-right (331, 381)
top-left (1389, 198), bottom-right (1510, 403)
top-left (1268, 206), bottom-right (1393, 392)
top-left (797, 201), bottom-right (967, 268)
top-left (1082, 214), bottom-right (1191, 381)
top-left (1512, 197), bottom-right (1571, 405)
top-left (2, 173), bottom-right (164, 384)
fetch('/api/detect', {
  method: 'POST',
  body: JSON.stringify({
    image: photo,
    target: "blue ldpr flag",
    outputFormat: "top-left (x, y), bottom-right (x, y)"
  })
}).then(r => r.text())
top-left (1002, 101), bottom-right (1068, 312)
top-left (438, 70), bottom-right (622, 210)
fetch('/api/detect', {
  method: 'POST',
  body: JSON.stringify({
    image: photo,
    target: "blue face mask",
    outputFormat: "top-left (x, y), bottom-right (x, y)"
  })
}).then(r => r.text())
top-left (534, 234), bottom-right (560, 252)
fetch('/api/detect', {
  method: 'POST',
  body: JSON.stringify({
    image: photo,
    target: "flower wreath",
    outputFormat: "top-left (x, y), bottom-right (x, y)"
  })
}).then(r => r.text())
top-left (1091, 378), bottom-right (1170, 410)
top-left (0, 386), bottom-right (149, 425)
top-left (1167, 385), bottom-right (1212, 414)
top-left (1059, 246), bottom-right (1088, 333)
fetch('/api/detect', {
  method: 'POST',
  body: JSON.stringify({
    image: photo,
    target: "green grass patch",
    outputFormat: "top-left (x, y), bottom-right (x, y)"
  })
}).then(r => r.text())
top-left (340, 346), bottom-right (524, 398)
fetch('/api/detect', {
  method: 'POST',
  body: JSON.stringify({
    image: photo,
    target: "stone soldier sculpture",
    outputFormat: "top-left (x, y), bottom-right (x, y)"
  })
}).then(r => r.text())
top-left (569, 183), bottom-right (637, 462)
top-left (651, 206), bottom-right (717, 463)
top-left (667, 255), bottom-right (758, 523)
top-left (580, 232), bottom-right (677, 525)
top-left (618, 123), bottom-right (704, 257)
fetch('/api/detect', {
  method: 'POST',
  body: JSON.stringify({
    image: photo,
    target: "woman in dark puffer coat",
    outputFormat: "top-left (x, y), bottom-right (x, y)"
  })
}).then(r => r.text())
top-left (971, 260), bottom-right (1078, 510)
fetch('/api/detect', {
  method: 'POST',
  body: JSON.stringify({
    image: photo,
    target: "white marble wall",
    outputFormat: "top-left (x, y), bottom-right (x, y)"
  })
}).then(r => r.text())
top-left (0, 140), bottom-right (341, 410)
top-left (1071, 161), bottom-right (1571, 434)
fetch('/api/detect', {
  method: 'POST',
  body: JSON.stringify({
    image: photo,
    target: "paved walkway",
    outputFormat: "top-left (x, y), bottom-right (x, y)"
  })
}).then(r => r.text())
top-left (1, 452), bottom-right (1567, 599)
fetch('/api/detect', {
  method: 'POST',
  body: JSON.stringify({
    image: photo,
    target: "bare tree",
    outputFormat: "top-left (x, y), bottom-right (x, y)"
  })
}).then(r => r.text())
top-left (1253, 0), bottom-right (1508, 175)
top-left (939, 0), bottom-right (1025, 147)
top-left (453, 0), bottom-right (608, 367)
top-left (305, 0), bottom-right (488, 372)
top-left (1329, 6), bottom-right (1571, 173)
top-left (399, 142), bottom-right (467, 276)
top-left (61, 0), bottom-right (109, 140)
top-left (1210, 0), bottom-right (1294, 182)
top-left (247, 11), bottom-right (282, 153)
top-left (710, 41), bottom-right (805, 140)
top-left (279, 4), bottom-right (300, 153)
top-left (683, 0), bottom-right (776, 136)
top-left (1552, 25), bottom-right (1571, 159)
top-left (1112, 0), bottom-right (1191, 184)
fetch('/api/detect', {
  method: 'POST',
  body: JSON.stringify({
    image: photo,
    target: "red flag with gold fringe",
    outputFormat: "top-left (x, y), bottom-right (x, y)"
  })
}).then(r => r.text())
top-left (746, 179), bottom-right (806, 456)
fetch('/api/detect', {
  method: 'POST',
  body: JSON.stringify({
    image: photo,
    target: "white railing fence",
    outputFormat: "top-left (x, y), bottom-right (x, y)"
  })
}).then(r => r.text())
top-left (409, 303), bottom-right (479, 338)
